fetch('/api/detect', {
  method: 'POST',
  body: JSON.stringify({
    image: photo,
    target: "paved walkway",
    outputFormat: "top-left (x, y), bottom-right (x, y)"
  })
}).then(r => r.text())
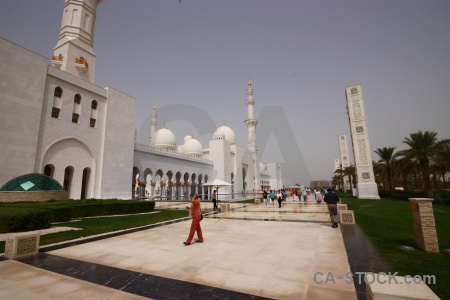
top-left (0, 195), bottom-right (360, 299)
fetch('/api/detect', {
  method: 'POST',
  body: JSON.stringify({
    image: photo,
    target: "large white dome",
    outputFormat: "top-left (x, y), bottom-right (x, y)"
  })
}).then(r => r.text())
top-left (214, 124), bottom-right (236, 144)
top-left (152, 127), bottom-right (177, 150)
top-left (183, 136), bottom-right (203, 156)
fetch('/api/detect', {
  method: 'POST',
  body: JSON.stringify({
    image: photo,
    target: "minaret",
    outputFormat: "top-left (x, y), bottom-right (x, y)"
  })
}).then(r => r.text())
top-left (245, 79), bottom-right (258, 153)
top-left (245, 79), bottom-right (260, 190)
top-left (52, 0), bottom-right (99, 83)
top-left (149, 105), bottom-right (157, 145)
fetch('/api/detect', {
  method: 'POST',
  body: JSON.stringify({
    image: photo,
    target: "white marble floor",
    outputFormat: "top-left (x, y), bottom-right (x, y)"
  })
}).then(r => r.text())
top-left (0, 196), bottom-right (356, 299)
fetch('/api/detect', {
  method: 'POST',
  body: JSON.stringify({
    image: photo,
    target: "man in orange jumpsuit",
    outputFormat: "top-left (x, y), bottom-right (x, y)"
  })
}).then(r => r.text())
top-left (184, 193), bottom-right (204, 245)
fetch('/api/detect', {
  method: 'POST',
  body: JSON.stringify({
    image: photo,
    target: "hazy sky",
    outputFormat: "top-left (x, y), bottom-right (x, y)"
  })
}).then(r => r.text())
top-left (1, 0), bottom-right (449, 186)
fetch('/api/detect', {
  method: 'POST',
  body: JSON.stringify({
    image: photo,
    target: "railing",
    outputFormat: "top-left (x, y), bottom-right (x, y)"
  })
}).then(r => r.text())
top-left (75, 57), bottom-right (89, 69)
top-left (135, 193), bottom-right (237, 201)
top-left (52, 54), bottom-right (63, 61)
top-left (134, 142), bottom-right (214, 165)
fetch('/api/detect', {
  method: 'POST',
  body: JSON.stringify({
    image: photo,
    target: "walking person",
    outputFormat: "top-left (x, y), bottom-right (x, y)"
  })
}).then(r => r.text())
top-left (291, 188), bottom-right (296, 201)
top-left (315, 188), bottom-right (323, 204)
top-left (277, 190), bottom-right (283, 208)
top-left (324, 188), bottom-right (340, 228)
top-left (302, 189), bottom-right (307, 202)
top-left (184, 193), bottom-right (204, 245)
top-left (269, 190), bottom-right (275, 207)
top-left (262, 189), bottom-right (268, 207)
top-left (212, 189), bottom-right (218, 210)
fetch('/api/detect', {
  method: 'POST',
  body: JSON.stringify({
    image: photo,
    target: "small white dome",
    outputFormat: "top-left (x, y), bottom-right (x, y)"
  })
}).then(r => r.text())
top-left (152, 127), bottom-right (177, 149)
top-left (215, 124), bottom-right (236, 144)
top-left (183, 137), bottom-right (203, 156)
top-left (184, 135), bottom-right (192, 143)
top-left (213, 128), bottom-right (225, 140)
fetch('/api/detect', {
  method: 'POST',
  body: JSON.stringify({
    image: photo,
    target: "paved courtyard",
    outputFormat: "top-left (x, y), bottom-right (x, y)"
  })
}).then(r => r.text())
top-left (0, 196), bottom-right (364, 299)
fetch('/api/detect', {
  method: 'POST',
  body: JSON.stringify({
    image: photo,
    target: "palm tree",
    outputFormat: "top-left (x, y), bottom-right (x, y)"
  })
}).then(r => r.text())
top-left (343, 165), bottom-right (357, 192)
top-left (396, 131), bottom-right (450, 197)
top-left (347, 165), bottom-right (357, 189)
top-left (374, 147), bottom-right (396, 194)
top-left (331, 175), bottom-right (340, 191)
top-left (393, 156), bottom-right (414, 190)
top-left (372, 160), bottom-right (385, 188)
top-left (433, 144), bottom-right (450, 188)
top-left (333, 168), bottom-right (343, 192)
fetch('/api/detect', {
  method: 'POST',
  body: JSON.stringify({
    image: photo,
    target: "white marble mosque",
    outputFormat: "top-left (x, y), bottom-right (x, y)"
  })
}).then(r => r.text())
top-left (0, 0), bottom-right (282, 200)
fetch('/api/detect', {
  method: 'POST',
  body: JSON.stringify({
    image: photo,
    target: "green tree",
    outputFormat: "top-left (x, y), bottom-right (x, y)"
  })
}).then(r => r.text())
top-left (344, 165), bottom-right (357, 190)
top-left (374, 147), bottom-right (396, 194)
top-left (396, 131), bottom-right (450, 197)
top-left (333, 167), bottom-right (343, 192)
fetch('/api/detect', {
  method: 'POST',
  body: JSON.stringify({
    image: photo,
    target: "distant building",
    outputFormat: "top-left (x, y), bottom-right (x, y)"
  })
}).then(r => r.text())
top-left (309, 181), bottom-right (331, 188)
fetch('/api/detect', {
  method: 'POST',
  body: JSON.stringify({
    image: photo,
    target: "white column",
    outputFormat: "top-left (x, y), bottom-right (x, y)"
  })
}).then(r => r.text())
top-left (149, 105), bottom-right (157, 144)
top-left (338, 134), bottom-right (351, 192)
top-left (345, 84), bottom-right (380, 199)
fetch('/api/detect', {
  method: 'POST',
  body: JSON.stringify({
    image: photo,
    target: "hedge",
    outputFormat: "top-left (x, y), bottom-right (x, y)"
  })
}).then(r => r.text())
top-left (0, 208), bottom-right (52, 233)
top-left (378, 189), bottom-right (450, 205)
top-left (0, 200), bottom-right (155, 233)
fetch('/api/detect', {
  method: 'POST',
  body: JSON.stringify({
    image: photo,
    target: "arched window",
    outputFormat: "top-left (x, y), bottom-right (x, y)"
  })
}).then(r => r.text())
top-left (52, 87), bottom-right (63, 118)
top-left (54, 87), bottom-right (63, 98)
top-left (74, 94), bottom-right (81, 104)
top-left (63, 166), bottom-right (74, 192)
top-left (80, 167), bottom-right (91, 199)
top-left (84, 13), bottom-right (90, 31)
top-left (44, 164), bottom-right (55, 177)
top-left (72, 94), bottom-right (81, 124)
top-left (90, 100), bottom-right (98, 128)
top-left (71, 9), bottom-right (78, 25)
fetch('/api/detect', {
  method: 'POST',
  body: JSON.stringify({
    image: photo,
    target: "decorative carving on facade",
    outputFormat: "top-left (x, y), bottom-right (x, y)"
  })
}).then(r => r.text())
top-left (356, 126), bottom-right (364, 133)
top-left (361, 172), bottom-right (371, 180)
top-left (350, 87), bottom-right (358, 95)
top-left (352, 100), bottom-right (362, 120)
top-left (17, 236), bottom-right (38, 255)
top-left (341, 211), bottom-right (355, 224)
top-left (357, 139), bottom-right (369, 165)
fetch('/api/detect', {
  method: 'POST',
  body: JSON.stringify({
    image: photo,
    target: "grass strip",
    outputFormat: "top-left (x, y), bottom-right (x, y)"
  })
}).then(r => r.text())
top-left (342, 196), bottom-right (450, 299)
top-left (0, 210), bottom-right (188, 252)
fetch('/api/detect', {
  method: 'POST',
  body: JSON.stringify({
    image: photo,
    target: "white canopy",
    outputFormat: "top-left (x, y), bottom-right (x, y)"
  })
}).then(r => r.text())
top-left (202, 179), bottom-right (232, 188)
top-left (202, 179), bottom-right (232, 201)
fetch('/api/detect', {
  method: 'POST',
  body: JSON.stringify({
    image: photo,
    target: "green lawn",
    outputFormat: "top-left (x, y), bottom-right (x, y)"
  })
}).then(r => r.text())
top-left (1, 209), bottom-right (188, 252)
top-left (342, 196), bottom-right (450, 299)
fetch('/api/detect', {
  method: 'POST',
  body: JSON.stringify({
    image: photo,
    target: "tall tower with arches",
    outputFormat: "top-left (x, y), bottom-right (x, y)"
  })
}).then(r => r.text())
top-left (52, 0), bottom-right (99, 83)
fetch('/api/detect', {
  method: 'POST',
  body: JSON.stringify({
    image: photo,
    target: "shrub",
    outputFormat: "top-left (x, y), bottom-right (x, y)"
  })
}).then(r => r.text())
top-left (0, 208), bottom-right (52, 233)
top-left (0, 200), bottom-right (156, 233)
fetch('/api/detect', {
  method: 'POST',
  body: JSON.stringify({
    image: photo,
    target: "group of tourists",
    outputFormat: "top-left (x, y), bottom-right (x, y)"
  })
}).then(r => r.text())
top-left (184, 186), bottom-right (342, 245)
top-left (261, 186), bottom-right (341, 228)
top-left (262, 189), bottom-right (288, 208)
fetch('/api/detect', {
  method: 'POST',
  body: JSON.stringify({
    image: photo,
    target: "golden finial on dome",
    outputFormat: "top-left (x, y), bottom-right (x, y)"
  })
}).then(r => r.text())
top-left (163, 123), bottom-right (166, 128)
top-left (192, 133), bottom-right (195, 138)
top-left (222, 121), bottom-right (226, 126)
top-left (153, 104), bottom-right (156, 110)
top-left (248, 78), bottom-right (251, 86)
